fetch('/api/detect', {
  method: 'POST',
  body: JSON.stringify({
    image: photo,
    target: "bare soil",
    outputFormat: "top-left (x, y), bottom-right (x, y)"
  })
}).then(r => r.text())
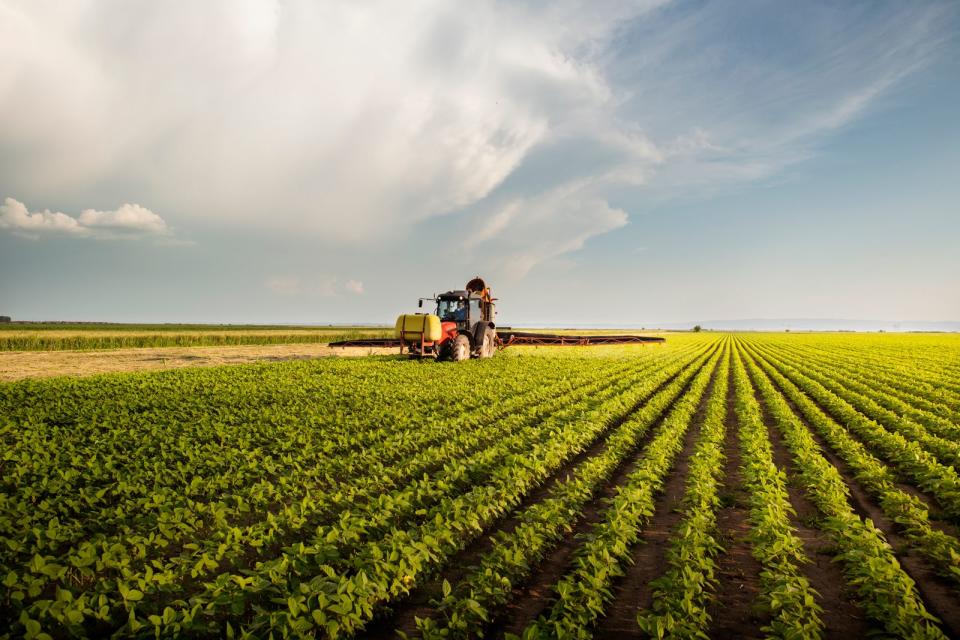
top-left (0, 344), bottom-right (398, 381)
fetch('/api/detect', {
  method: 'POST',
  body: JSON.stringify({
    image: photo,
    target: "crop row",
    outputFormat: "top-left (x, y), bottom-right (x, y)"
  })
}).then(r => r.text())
top-left (516, 342), bottom-right (721, 639)
top-left (750, 342), bottom-right (960, 466)
top-left (762, 340), bottom-right (960, 427)
top-left (414, 341), bottom-right (723, 638)
top-left (728, 347), bottom-right (822, 637)
top-left (768, 335), bottom-right (960, 400)
top-left (634, 340), bottom-right (730, 639)
top-left (740, 341), bottom-right (948, 638)
top-left (743, 342), bottom-right (960, 519)
top-left (738, 341), bottom-right (960, 585)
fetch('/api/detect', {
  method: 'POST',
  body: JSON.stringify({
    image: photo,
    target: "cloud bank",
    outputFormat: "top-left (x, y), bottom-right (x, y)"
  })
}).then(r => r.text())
top-left (0, 197), bottom-right (168, 238)
top-left (0, 1), bottom-right (657, 242)
top-left (0, 0), bottom-right (954, 276)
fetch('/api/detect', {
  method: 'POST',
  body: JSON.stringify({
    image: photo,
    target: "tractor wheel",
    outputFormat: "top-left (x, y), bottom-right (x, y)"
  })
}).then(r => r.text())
top-left (479, 329), bottom-right (495, 358)
top-left (450, 334), bottom-right (470, 362)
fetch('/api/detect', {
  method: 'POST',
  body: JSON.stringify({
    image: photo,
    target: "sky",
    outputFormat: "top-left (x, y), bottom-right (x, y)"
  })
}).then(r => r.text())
top-left (1, 0), bottom-right (958, 327)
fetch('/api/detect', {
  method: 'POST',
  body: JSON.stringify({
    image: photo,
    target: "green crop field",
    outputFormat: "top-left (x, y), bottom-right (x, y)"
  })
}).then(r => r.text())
top-left (0, 325), bottom-right (392, 351)
top-left (2, 333), bottom-right (960, 639)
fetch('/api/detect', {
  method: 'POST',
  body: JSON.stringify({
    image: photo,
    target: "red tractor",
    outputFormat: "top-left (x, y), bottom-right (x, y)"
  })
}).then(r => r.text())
top-left (395, 277), bottom-right (498, 360)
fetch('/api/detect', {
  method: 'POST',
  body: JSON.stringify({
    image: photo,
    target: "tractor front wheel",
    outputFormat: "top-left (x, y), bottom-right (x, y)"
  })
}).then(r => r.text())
top-left (450, 334), bottom-right (470, 362)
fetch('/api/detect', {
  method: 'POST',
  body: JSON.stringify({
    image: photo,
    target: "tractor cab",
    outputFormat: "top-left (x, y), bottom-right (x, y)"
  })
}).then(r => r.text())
top-left (436, 291), bottom-right (480, 331)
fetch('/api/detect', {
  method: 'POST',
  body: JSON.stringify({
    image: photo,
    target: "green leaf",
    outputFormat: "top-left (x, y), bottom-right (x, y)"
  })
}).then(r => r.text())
top-left (24, 618), bottom-right (42, 639)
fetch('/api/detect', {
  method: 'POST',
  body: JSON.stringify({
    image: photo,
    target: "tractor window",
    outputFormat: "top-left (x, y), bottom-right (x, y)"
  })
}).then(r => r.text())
top-left (437, 299), bottom-right (466, 322)
top-left (469, 298), bottom-right (481, 321)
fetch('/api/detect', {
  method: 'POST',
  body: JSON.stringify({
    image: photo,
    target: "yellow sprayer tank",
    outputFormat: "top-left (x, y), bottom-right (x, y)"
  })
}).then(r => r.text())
top-left (395, 314), bottom-right (442, 342)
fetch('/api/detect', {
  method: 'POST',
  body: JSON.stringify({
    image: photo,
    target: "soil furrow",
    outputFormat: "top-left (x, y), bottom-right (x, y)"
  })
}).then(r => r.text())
top-left (752, 381), bottom-right (873, 636)
top-left (590, 355), bottom-right (721, 639)
top-left (487, 438), bottom-right (645, 638)
top-left (706, 355), bottom-right (765, 639)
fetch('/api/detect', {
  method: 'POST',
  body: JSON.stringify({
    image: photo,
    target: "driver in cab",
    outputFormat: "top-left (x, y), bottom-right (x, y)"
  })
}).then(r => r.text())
top-left (443, 300), bottom-right (467, 323)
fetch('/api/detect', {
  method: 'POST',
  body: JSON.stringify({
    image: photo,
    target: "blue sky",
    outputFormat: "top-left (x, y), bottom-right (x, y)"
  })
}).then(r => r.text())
top-left (1, 0), bottom-right (958, 326)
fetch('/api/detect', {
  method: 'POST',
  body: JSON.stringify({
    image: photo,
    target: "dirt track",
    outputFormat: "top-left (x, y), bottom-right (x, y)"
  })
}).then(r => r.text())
top-left (0, 344), bottom-right (398, 381)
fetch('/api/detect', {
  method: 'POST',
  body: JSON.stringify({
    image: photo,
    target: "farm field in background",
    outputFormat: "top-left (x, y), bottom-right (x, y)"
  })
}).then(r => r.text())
top-left (2, 333), bottom-right (960, 639)
top-left (0, 324), bottom-right (669, 352)
top-left (0, 325), bottom-right (393, 351)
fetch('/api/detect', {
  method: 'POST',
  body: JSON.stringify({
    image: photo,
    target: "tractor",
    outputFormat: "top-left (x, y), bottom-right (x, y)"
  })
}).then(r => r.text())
top-left (395, 277), bottom-right (497, 360)
top-left (330, 276), bottom-right (665, 357)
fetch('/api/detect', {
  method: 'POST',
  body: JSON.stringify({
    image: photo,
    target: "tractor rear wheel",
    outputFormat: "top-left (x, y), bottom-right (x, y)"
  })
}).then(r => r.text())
top-left (479, 329), bottom-right (495, 358)
top-left (450, 334), bottom-right (470, 362)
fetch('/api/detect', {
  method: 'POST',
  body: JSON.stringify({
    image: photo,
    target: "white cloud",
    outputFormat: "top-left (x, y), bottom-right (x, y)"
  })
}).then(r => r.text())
top-left (344, 279), bottom-right (364, 295)
top-left (0, 197), bottom-right (84, 235)
top-left (0, 1), bottom-right (663, 243)
top-left (78, 204), bottom-right (168, 235)
top-left (0, 197), bottom-right (169, 239)
top-left (465, 186), bottom-right (628, 279)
